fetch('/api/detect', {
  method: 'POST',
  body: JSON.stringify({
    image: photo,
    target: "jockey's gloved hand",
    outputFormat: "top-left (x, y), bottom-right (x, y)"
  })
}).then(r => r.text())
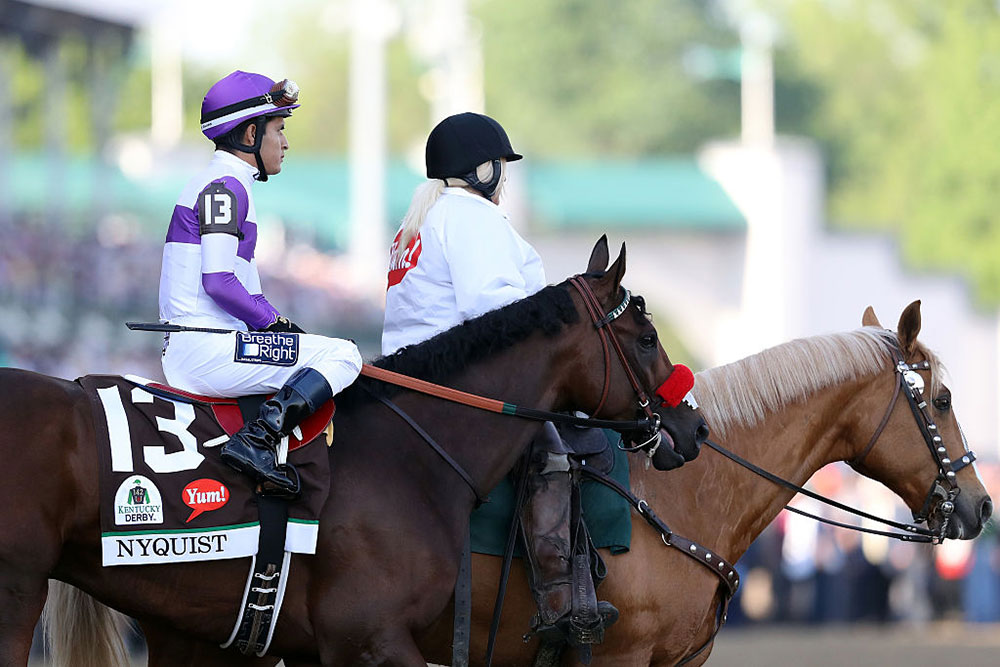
top-left (261, 316), bottom-right (305, 334)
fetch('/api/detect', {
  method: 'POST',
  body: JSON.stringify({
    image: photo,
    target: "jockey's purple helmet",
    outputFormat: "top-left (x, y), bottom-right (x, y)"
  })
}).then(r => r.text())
top-left (200, 71), bottom-right (300, 141)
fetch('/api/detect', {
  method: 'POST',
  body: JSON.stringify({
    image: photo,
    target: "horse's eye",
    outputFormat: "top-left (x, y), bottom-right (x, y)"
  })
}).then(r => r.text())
top-left (933, 394), bottom-right (952, 411)
top-left (639, 333), bottom-right (657, 350)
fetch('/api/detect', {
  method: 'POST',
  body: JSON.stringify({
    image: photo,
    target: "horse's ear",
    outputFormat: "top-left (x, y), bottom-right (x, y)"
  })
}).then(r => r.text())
top-left (602, 242), bottom-right (627, 294)
top-left (897, 300), bottom-right (922, 355)
top-left (862, 306), bottom-right (882, 328)
top-left (587, 235), bottom-right (610, 273)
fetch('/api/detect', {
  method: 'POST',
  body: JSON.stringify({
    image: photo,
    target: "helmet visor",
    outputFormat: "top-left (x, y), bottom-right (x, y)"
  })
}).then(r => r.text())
top-left (201, 79), bottom-right (300, 133)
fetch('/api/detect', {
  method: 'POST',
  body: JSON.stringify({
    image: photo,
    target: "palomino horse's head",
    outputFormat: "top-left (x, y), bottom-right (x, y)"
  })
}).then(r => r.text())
top-left (563, 236), bottom-right (708, 470)
top-left (848, 301), bottom-right (992, 540)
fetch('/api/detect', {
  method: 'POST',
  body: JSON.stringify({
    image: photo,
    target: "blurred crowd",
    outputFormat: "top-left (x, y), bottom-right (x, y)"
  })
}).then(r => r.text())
top-left (0, 215), bottom-right (385, 381)
top-left (5, 216), bottom-right (1000, 631)
top-left (728, 462), bottom-right (1000, 627)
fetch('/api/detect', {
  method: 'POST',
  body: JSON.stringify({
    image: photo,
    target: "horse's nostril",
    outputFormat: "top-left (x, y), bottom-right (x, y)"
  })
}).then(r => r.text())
top-left (981, 498), bottom-right (993, 523)
top-left (696, 422), bottom-right (709, 444)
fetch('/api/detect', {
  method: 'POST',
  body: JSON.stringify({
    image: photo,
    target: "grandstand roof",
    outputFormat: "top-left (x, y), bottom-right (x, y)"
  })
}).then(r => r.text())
top-left (0, 0), bottom-right (136, 55)
top-left (8, 152), bottom-right (745, 247)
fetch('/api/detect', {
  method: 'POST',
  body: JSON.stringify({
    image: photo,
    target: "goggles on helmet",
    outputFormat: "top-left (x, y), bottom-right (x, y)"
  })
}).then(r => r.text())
top-left (200, 79), bottom-right (300, 134)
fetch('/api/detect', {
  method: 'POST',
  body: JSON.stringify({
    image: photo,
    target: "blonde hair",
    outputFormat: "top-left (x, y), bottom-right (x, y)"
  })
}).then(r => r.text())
top-left (393, 160), bottom-right (507, 261)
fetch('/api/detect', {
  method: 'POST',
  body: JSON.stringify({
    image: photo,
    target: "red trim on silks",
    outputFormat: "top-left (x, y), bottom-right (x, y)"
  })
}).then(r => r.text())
top-left (655, 364), bottom-right (694, 408)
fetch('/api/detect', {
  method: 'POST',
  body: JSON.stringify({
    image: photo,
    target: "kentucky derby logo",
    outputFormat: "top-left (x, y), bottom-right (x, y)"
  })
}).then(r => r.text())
top-left (114, 476), bottom-right (164, 526)
top-left (387, 230), bottom-right (421, 288)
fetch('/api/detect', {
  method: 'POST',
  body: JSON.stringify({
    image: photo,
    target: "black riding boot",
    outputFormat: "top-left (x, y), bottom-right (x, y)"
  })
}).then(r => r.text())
top-left (221, 368), bottom-right (332, 497)
top-left (519, 426), bottom-right (619, 650)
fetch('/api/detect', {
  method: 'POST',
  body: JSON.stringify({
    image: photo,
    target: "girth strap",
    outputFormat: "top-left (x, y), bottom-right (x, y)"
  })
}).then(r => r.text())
top-left (222, 496), bottom-right (291, 657)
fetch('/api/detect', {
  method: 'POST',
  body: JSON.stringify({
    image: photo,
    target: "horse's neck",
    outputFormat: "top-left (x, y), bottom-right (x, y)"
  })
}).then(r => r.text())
top-left (634, 381), bottom-right (860, 564)
top-left (396, 338), bottom-right (565, 496)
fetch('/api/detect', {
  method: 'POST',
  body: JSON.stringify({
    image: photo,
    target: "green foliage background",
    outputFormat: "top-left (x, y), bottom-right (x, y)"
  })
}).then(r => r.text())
top-left (8, 0), bottom-right (1000, 306)
top-left (767, 0), bottom-right (1000, 306)
top-left (475, 0), bottom-right (740, 157)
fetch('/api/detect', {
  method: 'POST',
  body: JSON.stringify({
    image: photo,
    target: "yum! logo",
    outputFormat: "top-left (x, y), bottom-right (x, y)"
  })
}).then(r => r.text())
top-left (182, 478), bottom-right (229, 523)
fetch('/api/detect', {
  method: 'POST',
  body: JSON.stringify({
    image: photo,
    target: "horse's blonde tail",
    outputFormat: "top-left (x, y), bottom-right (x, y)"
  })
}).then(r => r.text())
top-left (42, 580), bottom-right (130, 667)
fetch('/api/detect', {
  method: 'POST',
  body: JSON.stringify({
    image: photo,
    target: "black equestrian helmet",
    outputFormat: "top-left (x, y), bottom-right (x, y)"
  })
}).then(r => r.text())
top-left (425, 112), bottom-right (523, 179)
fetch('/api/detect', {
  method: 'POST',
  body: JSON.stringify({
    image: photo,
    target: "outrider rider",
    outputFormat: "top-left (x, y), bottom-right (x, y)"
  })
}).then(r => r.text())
top-left (158, 71), bottom-right (362, 497)
top-left (382, 112), bottom-right (619, 650)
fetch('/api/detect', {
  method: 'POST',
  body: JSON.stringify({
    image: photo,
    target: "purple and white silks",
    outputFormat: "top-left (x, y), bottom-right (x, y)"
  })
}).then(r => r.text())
top-left (158, 151), bottom-right (279, 332)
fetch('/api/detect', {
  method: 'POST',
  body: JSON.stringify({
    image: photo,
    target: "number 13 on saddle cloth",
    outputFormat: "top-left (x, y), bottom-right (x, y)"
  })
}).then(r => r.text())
top-left (78, 375), bottom-right (333, 567)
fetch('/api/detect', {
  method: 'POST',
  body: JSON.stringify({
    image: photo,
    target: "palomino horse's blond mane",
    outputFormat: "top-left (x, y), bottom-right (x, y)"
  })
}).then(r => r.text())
top-left (693, 326), bottom-right (943, 441)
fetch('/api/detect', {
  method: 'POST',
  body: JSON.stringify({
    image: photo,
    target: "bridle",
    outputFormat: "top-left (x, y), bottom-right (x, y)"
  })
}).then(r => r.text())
top-left (706, 341), bottom-right (976, 545)
top-left (848, 344), bottom-right (976, 538)
top-left (583, 339), bottom-right (979, 667)
top-left (568, 275), bottom-right (676, 458)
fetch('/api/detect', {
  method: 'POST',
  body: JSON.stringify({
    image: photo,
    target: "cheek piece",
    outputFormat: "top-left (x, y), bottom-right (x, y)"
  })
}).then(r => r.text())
top-left (655, 363), bottom-right (694, 408)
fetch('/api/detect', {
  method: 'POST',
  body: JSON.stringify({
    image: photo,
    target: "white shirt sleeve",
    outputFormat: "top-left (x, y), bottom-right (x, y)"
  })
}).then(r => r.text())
top-left (201, 233), bottom-right (239, 274)
top-left (442, 205), bottom-right (535, 320)
top-left (245, 258), bottom-right (264, 294)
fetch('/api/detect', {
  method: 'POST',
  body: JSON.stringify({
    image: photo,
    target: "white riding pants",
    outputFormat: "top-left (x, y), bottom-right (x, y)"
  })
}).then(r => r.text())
top-left (161, 330), bottom-right (363, 398)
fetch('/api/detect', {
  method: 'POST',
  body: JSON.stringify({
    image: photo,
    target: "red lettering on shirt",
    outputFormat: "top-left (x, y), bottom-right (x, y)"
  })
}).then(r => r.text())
top-left (387, 230), bottom-right (422, 288)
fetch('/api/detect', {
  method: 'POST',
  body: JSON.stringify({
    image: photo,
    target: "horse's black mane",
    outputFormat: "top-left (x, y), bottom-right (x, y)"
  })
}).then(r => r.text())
top-left (338, 284), bottom-right (579, 408)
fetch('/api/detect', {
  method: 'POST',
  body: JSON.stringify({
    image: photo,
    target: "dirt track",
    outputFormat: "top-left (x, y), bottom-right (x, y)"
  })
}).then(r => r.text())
top-left (28, 622), bottom-right (1000, 666)
top-left (708, 623), bottom-right (1000, 666)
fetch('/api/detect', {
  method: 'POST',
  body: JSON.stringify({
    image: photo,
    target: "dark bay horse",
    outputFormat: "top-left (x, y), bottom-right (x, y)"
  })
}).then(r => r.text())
top-left (9, 238), bottom-right (708, 666)
top-left (414, 300), bottom-right (993, 666)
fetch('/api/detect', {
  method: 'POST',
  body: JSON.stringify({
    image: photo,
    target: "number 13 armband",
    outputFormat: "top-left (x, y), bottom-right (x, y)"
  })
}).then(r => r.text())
top-left (198, 181), bottom-right (244, 240)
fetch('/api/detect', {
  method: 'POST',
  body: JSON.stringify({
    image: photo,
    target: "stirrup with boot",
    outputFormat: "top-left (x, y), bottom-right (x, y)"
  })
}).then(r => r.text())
top-left (221, 367), bottom-right (332, 498)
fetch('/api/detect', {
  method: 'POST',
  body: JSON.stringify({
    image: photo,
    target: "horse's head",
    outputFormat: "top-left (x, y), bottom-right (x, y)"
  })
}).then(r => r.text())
top-left (848, 301), bottom-right (992, 540)
top-left (562, 236), bottom-right (708, 471)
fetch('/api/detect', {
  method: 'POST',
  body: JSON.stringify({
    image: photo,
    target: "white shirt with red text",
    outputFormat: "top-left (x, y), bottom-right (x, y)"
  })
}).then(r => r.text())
top-left (381, 188), bottom-right (546, 355)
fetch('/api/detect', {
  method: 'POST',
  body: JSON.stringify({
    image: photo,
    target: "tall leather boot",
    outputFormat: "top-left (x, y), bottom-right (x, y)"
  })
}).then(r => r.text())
top-left (519, 425), bottom-right (619, 653)
top-left (221, 368), bottom-right (332, 497)
top-left (519, 449), bottom-right (575, 632)
top-left (520, 434), bottom-right (618, 657)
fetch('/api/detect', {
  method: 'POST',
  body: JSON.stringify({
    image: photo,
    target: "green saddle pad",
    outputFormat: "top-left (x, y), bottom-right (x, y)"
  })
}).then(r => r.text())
top-left (469, 430), bottom-right (632, 556)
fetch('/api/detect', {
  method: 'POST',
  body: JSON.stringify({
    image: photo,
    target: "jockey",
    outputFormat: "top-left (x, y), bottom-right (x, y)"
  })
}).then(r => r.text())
top-left (159, 71), bottom-right (362, 497)
top-left (382, 112), bottom-right (618, 647)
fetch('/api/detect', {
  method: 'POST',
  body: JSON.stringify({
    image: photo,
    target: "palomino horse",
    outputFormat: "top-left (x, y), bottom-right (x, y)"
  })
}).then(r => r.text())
top-left (15, 238), bottom-right (707, 667)
top-left (414, 300), bottom-right (993, 666)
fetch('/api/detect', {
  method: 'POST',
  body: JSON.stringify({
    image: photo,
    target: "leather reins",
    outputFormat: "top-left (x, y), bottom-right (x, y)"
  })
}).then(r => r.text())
top-left (708, 343), bottom-right (977, 546)
top-left (363, 276), bottom-right (669, 502)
